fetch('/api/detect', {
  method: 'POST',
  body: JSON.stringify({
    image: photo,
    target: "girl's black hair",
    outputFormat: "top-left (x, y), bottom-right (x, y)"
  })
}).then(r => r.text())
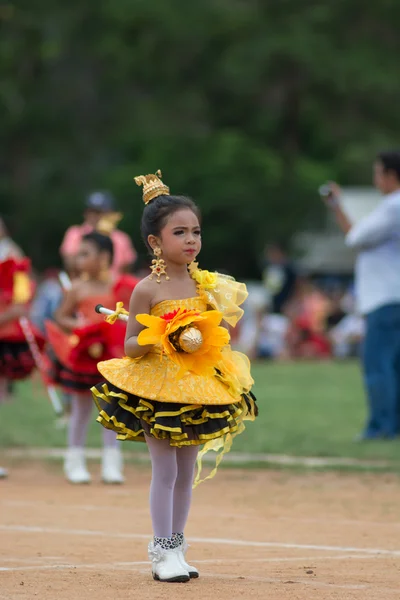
top-left (141, 194), bottom-right (201, 252)
top-left (82, 231), bottom-right (114, 264)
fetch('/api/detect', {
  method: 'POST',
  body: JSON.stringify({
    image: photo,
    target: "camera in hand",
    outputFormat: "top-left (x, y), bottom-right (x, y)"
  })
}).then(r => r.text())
top-left (318, 183), bottom-right (333, 198)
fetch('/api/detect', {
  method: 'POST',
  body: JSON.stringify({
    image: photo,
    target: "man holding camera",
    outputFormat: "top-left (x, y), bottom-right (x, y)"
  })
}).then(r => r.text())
top-left (323, 150), bottom-right (400, 440)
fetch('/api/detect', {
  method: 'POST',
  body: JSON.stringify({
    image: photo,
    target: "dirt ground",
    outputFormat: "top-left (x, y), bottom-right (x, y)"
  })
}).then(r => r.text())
top-left (0, 461), bottom-right (400, 599)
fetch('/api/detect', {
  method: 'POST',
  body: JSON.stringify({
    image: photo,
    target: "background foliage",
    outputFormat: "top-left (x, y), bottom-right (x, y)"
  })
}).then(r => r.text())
top-left (1, 1), bottom-right (400, 276)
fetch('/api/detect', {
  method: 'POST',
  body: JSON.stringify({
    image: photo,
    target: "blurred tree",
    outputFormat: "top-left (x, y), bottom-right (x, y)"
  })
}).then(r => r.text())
top-left (1, 0), bottom-right (400, 276)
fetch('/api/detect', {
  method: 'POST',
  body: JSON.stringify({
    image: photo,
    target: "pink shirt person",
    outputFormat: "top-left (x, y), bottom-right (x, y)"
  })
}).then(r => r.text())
top-left (60, 191), bottom-right (136, 278)
top-left (61, 224), bottom-right (136, 278)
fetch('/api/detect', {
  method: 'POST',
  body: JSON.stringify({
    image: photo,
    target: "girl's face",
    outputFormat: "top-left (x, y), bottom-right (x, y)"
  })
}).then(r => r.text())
top-left (76, 239), bottom-right (109, 278)
top-left (152, 209), bottom-right (201, 265)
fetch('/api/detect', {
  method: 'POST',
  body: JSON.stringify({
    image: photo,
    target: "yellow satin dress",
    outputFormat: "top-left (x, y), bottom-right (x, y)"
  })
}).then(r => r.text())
top-left (91, 269), bottom-right (257, 485)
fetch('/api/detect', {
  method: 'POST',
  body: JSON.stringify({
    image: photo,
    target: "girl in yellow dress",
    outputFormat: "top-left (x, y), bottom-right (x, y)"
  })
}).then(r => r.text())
top-left (92, 170), bottom-right (257, 583)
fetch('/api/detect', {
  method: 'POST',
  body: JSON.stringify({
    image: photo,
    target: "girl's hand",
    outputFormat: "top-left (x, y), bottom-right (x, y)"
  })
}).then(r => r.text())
top-left (327, 181), bottom-right (342, 200)
top-left (320, 182), bottom-right (342, 208)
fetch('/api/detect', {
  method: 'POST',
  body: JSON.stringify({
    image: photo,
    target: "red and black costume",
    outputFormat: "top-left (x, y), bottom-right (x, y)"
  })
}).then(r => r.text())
top-left (44, 275), bottom-right (138, 393)
top-left (0, 258), bottom-right (45, 380)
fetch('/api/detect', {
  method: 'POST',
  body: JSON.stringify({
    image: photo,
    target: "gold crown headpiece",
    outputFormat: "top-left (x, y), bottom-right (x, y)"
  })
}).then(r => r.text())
top-left (134, 169), bottom-right (170, 205)
top-left (96, 212), bottom-right (123, 236)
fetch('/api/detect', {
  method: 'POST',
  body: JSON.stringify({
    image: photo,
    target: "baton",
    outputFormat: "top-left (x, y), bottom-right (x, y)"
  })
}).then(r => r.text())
top-left (95, 304), bottom-right (129, 322)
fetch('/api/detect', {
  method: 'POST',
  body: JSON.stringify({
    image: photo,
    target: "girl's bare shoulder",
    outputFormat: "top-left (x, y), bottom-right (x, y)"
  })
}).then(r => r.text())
top-left (129, 276), bottom-right (158, 305)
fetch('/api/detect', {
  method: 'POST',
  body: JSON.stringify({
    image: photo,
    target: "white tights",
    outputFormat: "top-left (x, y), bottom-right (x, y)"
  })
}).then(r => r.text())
top-left (146, 436), bottom-right (198, 538)
top-left (68, 393), bottom-right (117, 448)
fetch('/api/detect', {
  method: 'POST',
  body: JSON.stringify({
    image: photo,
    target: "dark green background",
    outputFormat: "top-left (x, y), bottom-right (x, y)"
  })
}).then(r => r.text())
top-left (1, 1), bottom-right (399, 277)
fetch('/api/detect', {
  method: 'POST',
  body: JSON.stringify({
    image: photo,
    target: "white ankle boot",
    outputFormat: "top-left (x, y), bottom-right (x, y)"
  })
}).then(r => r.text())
top-left (101, 447), bottom-right (124, 484)
top-left (64, 448), bottom-right (91, 484)
top-left (0, 466), bottom-right (8, 479)
top-left (148, 541), bottom-right (190, 583)
top-left (177, 538), bottom-right (199, 578)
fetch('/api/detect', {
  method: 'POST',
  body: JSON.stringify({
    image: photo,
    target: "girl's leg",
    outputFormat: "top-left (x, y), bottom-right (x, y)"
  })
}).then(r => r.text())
top-left (65, 392), bottom-right (93, 483)
top-left (101, 429), bottom-right (124, 484)
top-left (146, 436), bottom-right (177, 540)
top-left (172, 445), bottom-right (200, 578)
top-left (146, 437), bottom-right (189, 582)
top-left (0, 377), bottom-right (8, 477)
top-left (172, 445), bottom-right (199, 534)
top-left (102, 428), bottom-right (118, 447)
top-left (68, 393), bottom-right (93, 447)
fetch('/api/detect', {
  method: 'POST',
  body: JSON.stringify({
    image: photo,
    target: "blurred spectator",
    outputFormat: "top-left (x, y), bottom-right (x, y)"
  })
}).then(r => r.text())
top-left (262, 241), bottom-right (297, 314)
top-left (325, 289), bottom-right (347, 330)
top-left (30, 269), bottom-right (63, 334)
top-left (285, 315), bottom-right (331, 360)
top-left (324, 286), bottom-right (364, 359)
top-left (240, 278), bottom-right (364, 362)
top-left (236, 284), bottom-right (268, 358)
top-left (278, 277), bottom-right (331, 359)
top-left (257, 311), bottom-right (289, 359)
top-left (60, 191), bottom-right (136, 278)
top-left (324, 150), bottom-right (400, 440)
top-left (0, 217), bottom-right (25, 403)
top-left (284, 276), bottom-right (331, 333)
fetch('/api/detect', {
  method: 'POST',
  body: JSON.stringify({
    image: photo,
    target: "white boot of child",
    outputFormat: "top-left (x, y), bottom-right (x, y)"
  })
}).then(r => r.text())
top-left (101, 447), bottom-right (124, 484)
top-left (176, 538), bottom-right (199, 578)
top-left (64, 447), bottom-right (91, 484)
top-left (148, 541), bottom-right (190, 583)
top-left (0, 466), bottom-right (8, 479)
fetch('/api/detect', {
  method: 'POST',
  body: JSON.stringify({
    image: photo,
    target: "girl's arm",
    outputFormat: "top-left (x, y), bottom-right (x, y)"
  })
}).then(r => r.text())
top-left (54, 285), bottom-right (85, 332)
top-left (0, 303), bottom-right (28, 326)
top-left (124, 283), bottom-right (153, 358)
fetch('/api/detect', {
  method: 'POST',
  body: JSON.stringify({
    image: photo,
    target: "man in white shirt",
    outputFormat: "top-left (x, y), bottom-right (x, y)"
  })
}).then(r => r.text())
top-left (324, 150), bottom-right (400, 440)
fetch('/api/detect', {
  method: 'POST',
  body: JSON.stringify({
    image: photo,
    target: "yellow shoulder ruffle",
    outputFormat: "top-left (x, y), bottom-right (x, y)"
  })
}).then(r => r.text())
top-left (216, 347), bottom-right (254, 397)
top-left (191, 269), bottom-right (248, 327)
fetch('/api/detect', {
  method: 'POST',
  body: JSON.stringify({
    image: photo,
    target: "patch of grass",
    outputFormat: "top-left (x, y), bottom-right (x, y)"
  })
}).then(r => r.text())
top-left (0, 384), bottom-right (104, 449)
top-left (1, 361), bottom-right (400, 463)
top-left (236, 361), bottom-right (400, 461)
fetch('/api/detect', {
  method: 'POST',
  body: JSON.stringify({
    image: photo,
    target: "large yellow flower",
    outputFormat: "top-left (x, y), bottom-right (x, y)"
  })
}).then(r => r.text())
top-left (136, 307), bottom-right (229, 377)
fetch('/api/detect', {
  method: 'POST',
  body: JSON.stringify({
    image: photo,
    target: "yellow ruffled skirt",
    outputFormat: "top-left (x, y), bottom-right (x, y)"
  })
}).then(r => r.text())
top-left (91, 346), bottom-right (257, 486)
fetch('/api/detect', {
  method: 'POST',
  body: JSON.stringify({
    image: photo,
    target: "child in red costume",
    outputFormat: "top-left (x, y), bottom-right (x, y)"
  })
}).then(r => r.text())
top-left (0, 257), bottom-right (45, 399)
top-left (45, 214), bottom-right (138, 484)
top-left (0, 256), bottom-right (44, 480)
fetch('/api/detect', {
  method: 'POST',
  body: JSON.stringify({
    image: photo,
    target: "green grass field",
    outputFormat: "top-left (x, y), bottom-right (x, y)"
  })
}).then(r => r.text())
top-left (1, 361), bottom-right (400, 463)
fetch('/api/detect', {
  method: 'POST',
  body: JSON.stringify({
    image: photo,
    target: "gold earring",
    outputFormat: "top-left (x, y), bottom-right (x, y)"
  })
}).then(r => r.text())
top-left (149, 247), bottom-right (169, 283)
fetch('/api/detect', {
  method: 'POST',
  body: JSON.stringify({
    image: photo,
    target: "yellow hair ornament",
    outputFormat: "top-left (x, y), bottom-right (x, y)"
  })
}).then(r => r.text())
top-left (96, 212), bottom-right (123, 236)
top-left (134, 169), bottom-right (170, 205)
